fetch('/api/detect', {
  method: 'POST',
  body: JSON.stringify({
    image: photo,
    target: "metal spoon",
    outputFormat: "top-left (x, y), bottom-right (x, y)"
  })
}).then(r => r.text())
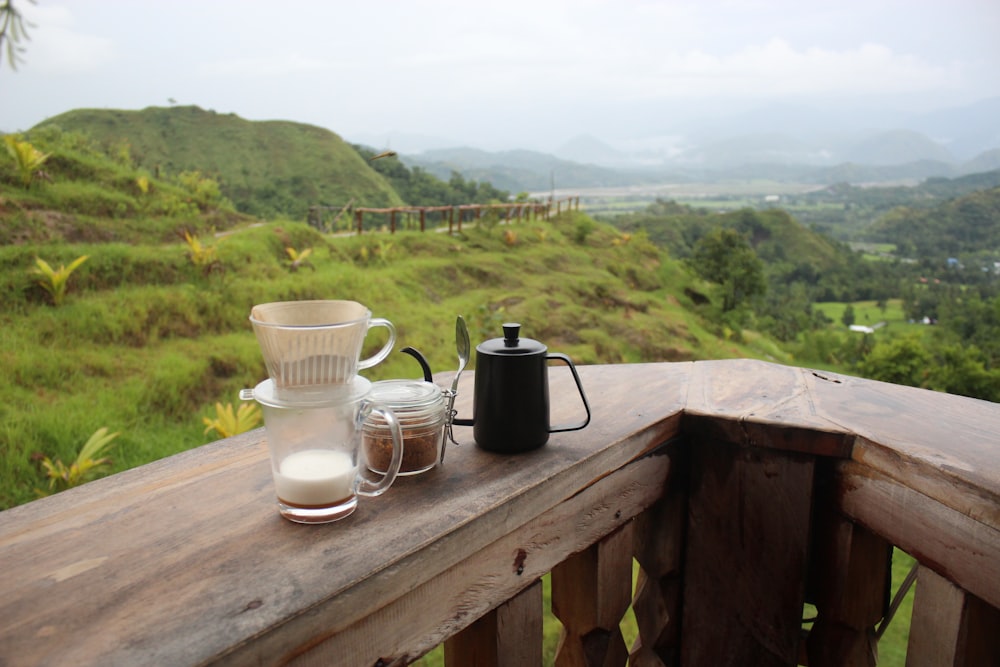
top-left (445, 315), bottom-right (470, 456)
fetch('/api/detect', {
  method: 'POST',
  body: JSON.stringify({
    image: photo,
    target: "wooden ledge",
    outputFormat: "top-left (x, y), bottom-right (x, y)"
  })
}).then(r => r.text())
top-left (0, 360), bottom-right (997, 665)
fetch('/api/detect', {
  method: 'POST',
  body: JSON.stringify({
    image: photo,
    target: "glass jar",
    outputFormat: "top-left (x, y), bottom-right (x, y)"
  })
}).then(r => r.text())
top-left (363, 379), bottom-right (447, 475)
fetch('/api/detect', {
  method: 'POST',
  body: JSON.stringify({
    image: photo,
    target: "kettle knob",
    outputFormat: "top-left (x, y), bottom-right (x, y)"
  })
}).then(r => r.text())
top-left (502, 323), bottom-right (521, 347)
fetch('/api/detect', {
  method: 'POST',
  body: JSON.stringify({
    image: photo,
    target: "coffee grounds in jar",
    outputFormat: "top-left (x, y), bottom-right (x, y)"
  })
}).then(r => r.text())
top-left (364, 421), bottom-right (443, 474)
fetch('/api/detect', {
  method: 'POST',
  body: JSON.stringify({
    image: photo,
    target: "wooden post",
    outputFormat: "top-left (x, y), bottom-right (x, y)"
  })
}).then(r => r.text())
top-left (681, 438), bottom-right (815, 666)
top-left (355, 209), bottom-right (363, 235)
top-left (551, 523), bottom-right (634, 667)
top-left (390, 209), bottom-right (396, 234)
top-left (331, 198), bottom-right (354, 232)
top-left (906, 565), bottom-right (1000, 666)
top-left (444, 580), bottom-right (543, 667)
top-left (420, 209), bottom-right (426, 232)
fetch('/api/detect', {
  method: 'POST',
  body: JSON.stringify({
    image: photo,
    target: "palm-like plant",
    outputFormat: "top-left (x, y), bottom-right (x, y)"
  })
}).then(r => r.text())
top-left (32, 255), bottom-right (89, 306)
top-left (4, 134), bottom-right (50, 189)
top-left (38, 427), bottom-right (119, 495)
top-left (285, 246), bottom-right (314, 272)
top-left (203, 402), bottom-right (262, 439)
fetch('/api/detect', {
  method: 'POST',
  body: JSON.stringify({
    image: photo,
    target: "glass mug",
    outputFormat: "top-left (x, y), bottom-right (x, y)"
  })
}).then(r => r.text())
top-left (250, 300), bottom-right (396, 389)
top-left (241, 377), bottom-right (403, 523)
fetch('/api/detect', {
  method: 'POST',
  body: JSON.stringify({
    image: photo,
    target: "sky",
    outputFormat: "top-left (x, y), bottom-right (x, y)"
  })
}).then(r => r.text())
top-left (2, 0), bottom-right (999, 153)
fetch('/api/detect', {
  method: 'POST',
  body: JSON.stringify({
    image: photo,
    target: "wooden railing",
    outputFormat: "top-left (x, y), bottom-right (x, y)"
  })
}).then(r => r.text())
top-left (1, 360), bottom-right (998, 666)
top-left (307, 198), bottom-right (581, 234)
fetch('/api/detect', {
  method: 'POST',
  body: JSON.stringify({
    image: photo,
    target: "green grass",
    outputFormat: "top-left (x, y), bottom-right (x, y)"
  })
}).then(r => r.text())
top-left (813, 298), bottom-right (931, 337)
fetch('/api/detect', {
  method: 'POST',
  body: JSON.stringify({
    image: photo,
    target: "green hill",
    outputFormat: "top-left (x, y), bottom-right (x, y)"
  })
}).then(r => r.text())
top-left (35, 105), bottom-right (404, 219)
top-left (607, 200), bottom-right (847, 271)
top-left (867, 185), bottom-right (1000, 257)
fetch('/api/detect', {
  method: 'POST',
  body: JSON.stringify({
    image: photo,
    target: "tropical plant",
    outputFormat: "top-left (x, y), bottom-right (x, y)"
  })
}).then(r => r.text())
top-left (285, 246), bottom-right (314, 272)
top-left (183, 231), bottom-right (220, 270)
top-left (32, 255), bottom-right (89, 306)
top-left (37, 427), bottom-right (119, 495)
top-left (4, 134), bottom-right (50, 189)
top-left (202, 402), bottom-right (262, 439)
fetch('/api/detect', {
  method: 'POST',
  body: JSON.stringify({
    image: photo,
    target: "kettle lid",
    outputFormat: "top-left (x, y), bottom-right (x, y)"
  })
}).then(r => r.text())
top-left (478, 323), bottom-right (546, 356)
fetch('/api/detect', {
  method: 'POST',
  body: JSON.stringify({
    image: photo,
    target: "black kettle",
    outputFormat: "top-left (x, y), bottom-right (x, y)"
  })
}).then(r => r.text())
top-left (452, 323), bottom-right (590, 453)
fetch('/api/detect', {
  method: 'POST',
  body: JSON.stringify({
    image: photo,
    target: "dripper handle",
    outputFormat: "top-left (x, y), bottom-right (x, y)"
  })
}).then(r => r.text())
top-left (357, 318), bottom-right (397, 370)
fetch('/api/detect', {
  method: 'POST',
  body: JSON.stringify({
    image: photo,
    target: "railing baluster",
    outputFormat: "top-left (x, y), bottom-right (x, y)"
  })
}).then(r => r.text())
top-left (551, 523), bottom-right (634, 667)
top-left (807, 516), bottom-right (890, 666)
top-left (630, 456), bottom-right (687, 666)
top-left (906, 565), bottom-right (1000, 666)
top-left (444, 579), bottom-right (543, 667)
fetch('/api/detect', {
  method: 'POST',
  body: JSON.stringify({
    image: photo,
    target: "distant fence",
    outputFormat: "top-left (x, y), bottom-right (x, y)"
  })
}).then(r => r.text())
top-left (307, 197), bottom-right (580, 234)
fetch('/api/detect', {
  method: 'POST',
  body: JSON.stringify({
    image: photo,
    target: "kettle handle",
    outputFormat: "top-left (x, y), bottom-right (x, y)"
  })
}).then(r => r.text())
top-left (547, 353), bottom-right (591, 433)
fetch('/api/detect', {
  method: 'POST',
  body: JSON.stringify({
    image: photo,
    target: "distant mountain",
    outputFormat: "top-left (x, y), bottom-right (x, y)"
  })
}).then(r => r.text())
top-left (681, 133), bottom-right (827, 167)
top-left (403, 147), bottom-right (651, 192)
top-left (36, 106), bottom-right (403, 218)
top-left (397, 98), bottom-right (1000, 189)
top-left (909, 97), bottom-right (1000, 161)
top-left (843, 130), bottom-right (954, 166)
top-left (553, 134), bottom-right (627, 166)
top-left (962, 148), bottom-right (1000, 175)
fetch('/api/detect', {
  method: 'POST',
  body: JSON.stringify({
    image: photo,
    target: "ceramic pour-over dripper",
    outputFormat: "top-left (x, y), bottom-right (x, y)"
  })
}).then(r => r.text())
top-left (250, 300), bottom-right (396, 390)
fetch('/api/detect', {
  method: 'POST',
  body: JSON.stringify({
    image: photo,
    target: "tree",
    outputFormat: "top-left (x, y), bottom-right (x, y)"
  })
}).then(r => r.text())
top-left (0, 0), bottom-right (34, 70)
top-left (687, 228), bottom-right (766, 312)
top-left (856, 335), bottom-right (932, 388)
top-left (841, 304), bottom-right (856, 328)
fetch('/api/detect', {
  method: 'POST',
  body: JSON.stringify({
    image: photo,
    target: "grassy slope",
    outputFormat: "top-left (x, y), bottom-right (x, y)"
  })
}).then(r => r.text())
top-left (0, 212), bottom-right (794, 509)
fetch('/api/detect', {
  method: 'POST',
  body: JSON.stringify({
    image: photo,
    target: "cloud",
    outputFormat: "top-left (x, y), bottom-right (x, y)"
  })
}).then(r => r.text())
top-left (19, 5), bottom-right (115, 75)
top-left (562, 38), bottom-right (962, 101)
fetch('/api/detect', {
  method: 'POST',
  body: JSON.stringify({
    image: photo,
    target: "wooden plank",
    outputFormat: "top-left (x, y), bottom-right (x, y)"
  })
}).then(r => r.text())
top-left (836, 461), bottom-right (1000, 610)
top-left (682, 359), bottom-right (854, 458)
top-left (271, 451), bottom-right (671, 665)
top-left (0, 364), bottom-right (687, 666)
top-left (906, 565), bottom-right (1000, 667)
top-left (680, 437), bottom-right (815, 667)
top-left (444, 579), bottom-right (543, 667)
